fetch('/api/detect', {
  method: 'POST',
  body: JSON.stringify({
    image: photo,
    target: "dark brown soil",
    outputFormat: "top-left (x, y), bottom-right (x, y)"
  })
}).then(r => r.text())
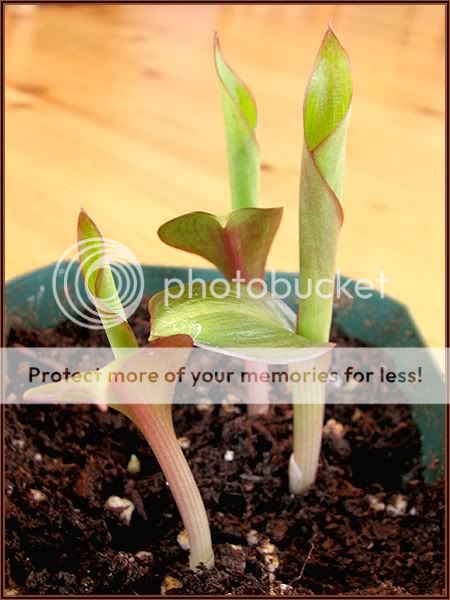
top-left (5, 303), bottom-right (445, 595)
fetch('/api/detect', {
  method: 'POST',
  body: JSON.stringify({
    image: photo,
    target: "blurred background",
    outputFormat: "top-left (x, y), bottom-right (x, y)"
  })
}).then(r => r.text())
top-left (5, 4), bottom-right (446, 346)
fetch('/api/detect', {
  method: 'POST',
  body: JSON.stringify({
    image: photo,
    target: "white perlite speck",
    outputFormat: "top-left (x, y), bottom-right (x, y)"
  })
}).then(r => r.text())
top-left (30, 489), bottom-right (46, 502)
top-left (367, 494), bottom-right (386, 512)
top-left (246, 529), bottom-right (259, 546)
top-left (105, 496), bottom-right (135, 525)
top-left (127, 454), bottom-right (141, 474)
top-left (177, 437), bottom-right (191, 450)
top-left (387, 494), bottom-right (407, 517)
top-left (323, 418), bottom-right (345, 438)
top-left (135, 551), bottom-right (153, 561)
top-left (177, 529), bottom-right (190, 550)
top-left (224, 450), bottom-right (235, 462)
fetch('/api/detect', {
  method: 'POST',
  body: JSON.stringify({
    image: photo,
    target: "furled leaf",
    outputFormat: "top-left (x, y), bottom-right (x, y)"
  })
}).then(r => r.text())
top-left (297, 28), bottom-right (352, 342)
top-left (78, 210), bottom-right (138, 353)
top-left (149, 283), bottom-right (331, 363)
top-left (158, 207), bottom-right (282, 280)
top-left (215, 33), bottom-right (260, 210)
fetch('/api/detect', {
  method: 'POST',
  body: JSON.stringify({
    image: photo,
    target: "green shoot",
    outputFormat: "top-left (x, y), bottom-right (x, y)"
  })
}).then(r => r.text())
top-left (27, 211), bottom-right (214, 570)
top-left (214, 33), bottom-right (270, 414)
top-left (159, 36), bottom-right (282, 415)
top-left (290, 28), bottom-right (352, 494)
top-left (77, 210), bottom-right (138, 358)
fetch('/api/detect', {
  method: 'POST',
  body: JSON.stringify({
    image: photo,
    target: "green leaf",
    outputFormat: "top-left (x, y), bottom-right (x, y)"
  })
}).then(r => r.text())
top-left (23, 368), bottom-right (108, 405)
top-left (158, 207), bottom-right (282, 280)
top-left (298, 28), bottom-right (352, 343)
top-left (215, 33), bottom-right (260, 210)
top-left (149, 283), bottom-right (331, 363)
top-left (77, 210), bottom-right (138, 355)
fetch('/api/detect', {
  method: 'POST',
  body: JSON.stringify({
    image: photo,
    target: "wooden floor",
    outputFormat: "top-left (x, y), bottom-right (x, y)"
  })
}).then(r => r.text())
top-left (5, 4), bottom-right (446, 346)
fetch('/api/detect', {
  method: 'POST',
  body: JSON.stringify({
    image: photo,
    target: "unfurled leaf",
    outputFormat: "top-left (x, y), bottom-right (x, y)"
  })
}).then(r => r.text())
top-left (78, 210), bottom-right (138, 354)
top-left (297, 28), bottom-right (352, 343)
top-left (22, 335), bottom-right (192, 407)
top-left (149, 283), bottom-right (331, 363)
top-left (22, 367), bottom-right (110, 405)
top-left (158, 207), bottom-right (282, 280)
top-left (215, 33), bottom-right (260, 210)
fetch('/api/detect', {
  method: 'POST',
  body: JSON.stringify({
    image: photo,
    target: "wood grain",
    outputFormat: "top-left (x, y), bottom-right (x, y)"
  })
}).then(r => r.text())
top-left (5, 4), bottom-right (446, 345)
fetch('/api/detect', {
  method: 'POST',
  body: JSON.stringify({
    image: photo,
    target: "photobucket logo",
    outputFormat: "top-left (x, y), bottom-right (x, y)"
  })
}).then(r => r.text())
top-left (163, 269), bottom-right (389, 305)
top-left (52, 238), bottom-right (144, 330)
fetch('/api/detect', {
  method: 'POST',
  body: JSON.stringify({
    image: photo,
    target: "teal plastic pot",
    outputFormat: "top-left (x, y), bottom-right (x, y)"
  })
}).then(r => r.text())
top-left (5, 263), bottom-right (445, 481)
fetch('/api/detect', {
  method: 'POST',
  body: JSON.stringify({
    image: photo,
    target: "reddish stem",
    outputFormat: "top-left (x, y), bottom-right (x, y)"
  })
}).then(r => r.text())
top-left (126, 404), bottom-right (214, 570)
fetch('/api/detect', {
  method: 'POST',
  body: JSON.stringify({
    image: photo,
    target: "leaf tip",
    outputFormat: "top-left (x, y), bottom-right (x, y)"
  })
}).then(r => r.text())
top-left (77, 207), bottom-right (88, 233)
top-left (303, 26), bottom-right (352, 150)
top-left (213, 31), bottom-right (222, 66)
top-left (319, 24), bottom-right (350, 63)
top-left (326, 21), bottom-right (336, 38)
top-left (77, 208), bottom-right (102, 244)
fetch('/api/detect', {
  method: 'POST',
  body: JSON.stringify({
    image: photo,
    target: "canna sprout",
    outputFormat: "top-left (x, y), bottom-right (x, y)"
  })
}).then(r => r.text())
top-left (24, 211), bottom-right (214, 570)
top-left (158, 35), bottom-right (282, 415)
top-left (290, 27), bottom-right (352, 494)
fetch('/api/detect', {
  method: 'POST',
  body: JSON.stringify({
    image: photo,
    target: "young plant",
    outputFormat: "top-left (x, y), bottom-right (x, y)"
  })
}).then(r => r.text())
top-left (290, 28), bottom-right (352, 494)
top-left (154, 28), bottom-right (352, 495)
top-left (24, 210), bottom-right (214, 570)
top-left (158, 35), bottom-right (281, 415)
top-left (24, 37), bottom-right (352, 570)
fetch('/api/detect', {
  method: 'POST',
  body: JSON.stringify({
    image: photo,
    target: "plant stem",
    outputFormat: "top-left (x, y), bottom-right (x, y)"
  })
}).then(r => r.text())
top-left (126, 403), bottom-right (214, 570)
top-left (289, 348), bottom-right (332, 494)
top-left (289, 371), bottom-right (326, 494)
